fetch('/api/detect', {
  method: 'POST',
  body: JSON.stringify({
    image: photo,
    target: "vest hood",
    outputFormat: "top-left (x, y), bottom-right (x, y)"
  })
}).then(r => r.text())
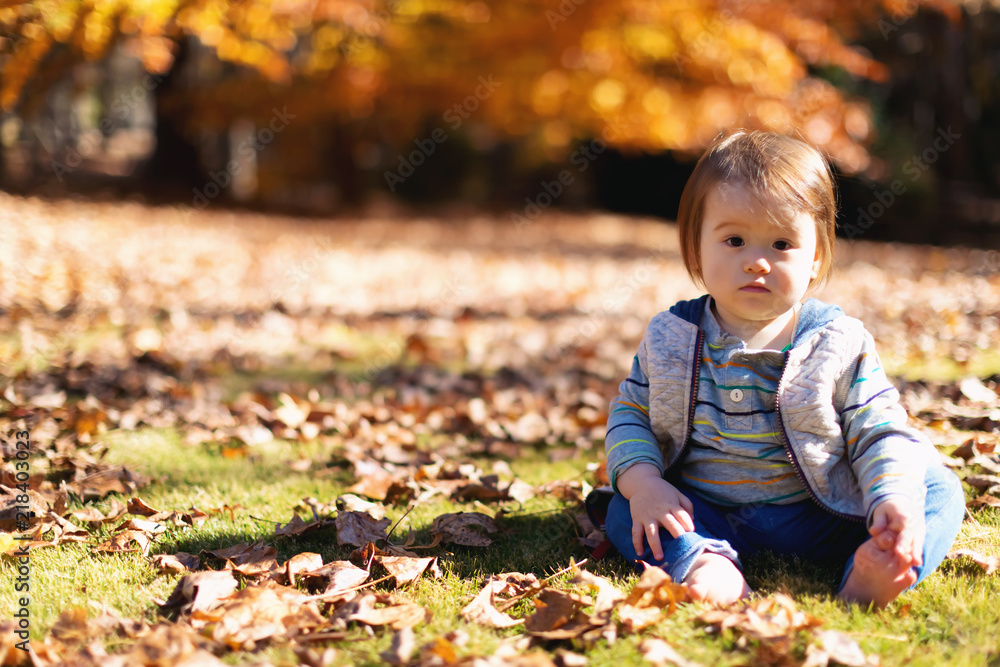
top-left (667, 294), bottom-right (845, 350)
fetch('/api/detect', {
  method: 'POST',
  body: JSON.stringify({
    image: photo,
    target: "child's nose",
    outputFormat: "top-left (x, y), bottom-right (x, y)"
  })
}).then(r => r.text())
top-left (745, 255), bottom-right (770, 273)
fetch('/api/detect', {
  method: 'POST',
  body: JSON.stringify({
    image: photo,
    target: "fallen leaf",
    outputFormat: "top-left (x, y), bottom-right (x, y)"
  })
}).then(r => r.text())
top-left (619, 566), bottom-right (689, 632)
top-left (190, 581), bottom-right (325, 650)
top-left (803, 629), bottom-right (870, 667)
top-left (284, 551), bottom-right (324, 586)
top-left (275, 513), bottom-right (335, 537)
top-left (959, 377), bottom-right (999, 404)
top-left (696, 593), bottom-right (822, 642)
top-left (946, 548), bottom-right (1000, 574)
top-left (94, 529), bottom-right (152, 555)
top-left (570, 568), bottom-right (625, 614)
top-left (524, 589), bottom-right (595, 639)
top-left (335, 493), bottom-right (387, 519)
top-left (963, 474), bottom-right (1000, 491)
top-left (300, 560), bottom-right (371, 596)
top-left (381, 627), bottom-right (416, 666)
top-left (430, 512), bottom-right (498, 547)
top-left (336, 593), bottom-right (431, 630)
top-left (336, 511), bottom-right (391, 547)
top-left (640, 637), bottom-right (701, 667)
top-left (158, 569), bottom-right (240, 616)
top-left (152, 551), bottom-right (201, 574)
top-left (968, 494), bottom-right (1000, 508)
top-left (375, 554), bottom-right (442, 587)
top-left (461, 578), bottom-right (526, 628)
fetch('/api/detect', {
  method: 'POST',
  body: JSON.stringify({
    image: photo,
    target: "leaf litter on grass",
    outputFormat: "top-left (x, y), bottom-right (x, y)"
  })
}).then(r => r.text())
top-left (2, 201), bottom-right (1000, 664)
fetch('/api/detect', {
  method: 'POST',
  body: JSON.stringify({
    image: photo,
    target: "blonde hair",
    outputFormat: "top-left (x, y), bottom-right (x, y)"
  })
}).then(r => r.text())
top-left (676, 130), bottom-right (837, 291)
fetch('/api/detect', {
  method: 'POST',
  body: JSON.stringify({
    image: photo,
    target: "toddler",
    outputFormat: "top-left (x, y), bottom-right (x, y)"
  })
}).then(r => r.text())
top-left (601, 130), bottom-right (965, 607)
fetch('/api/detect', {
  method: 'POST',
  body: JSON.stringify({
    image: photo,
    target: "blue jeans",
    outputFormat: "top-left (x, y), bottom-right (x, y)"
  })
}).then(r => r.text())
top-left (604, 463), bottom-right (965, 591)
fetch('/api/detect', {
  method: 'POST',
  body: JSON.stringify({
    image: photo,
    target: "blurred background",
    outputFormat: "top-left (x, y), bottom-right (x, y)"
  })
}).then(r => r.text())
top-left (2, 0), bottom-right (1000, 247)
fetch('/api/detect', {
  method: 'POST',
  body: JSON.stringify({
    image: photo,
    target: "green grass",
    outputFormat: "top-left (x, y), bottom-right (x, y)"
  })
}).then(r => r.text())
top-left (2, 427), bottom-right (999, 666)
top-left (881, 346), bottom-right (1000, 383)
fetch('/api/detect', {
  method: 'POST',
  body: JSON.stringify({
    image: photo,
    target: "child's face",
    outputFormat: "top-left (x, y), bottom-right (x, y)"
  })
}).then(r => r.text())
top-left (699, 181), bottom-right (822, 331)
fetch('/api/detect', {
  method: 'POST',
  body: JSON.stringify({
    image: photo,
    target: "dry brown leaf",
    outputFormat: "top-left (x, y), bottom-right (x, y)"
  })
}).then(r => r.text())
top-left (375, 554), bottom-right (442, 587)
top-left (430, 511), bottom-right (498, 547)
top-left (337, 593), bottom-right (431, 630)
top-left (570, 568), bottom-right (625, 615)
top-left (348, 461), bottom-right (399, 501)
top-left (126, 496), bottom-right (162, 517)
top-left (640, 637), bottom-right (702, 667)
top-left (461, 578), bottom-right (526, 628)
top-left (335, 493), bottom-right (387, 519)
top-left (963, 474), bottom-right (1000, 491)
top-left (190, 581), bottom-right (325, 650)
top-left (619, 566), bottom-right (690, 632)
top-left (335, 511), bottom-right (391, 547)
top-left (275, 513), bottom-right (335, 537)
top-left (803, 629), bottom-right (871, 667)
top-left (158, 569), bottom-right (240, 616)
top-left (959, 377), bottom-right (999, 404)
top-left (696, 593), bottom-right (822, 642)
top-left (223, 542), bottom-right (279, 578)
top-left (381, 627), bottom-right (416, 666)
top-left (968, 494), bottom-right (1000, 508)
top-left (85, 622), bottom-right (220, 667)
top-left (284, 551), bottom-right (324, 586)
top-left (152, 551), bottom-right (201, 574)
top-left (946, 548), bottom-right (1000, 574)
top-left (94, 528), bottom-right (152, 555)
top-left (524, 589), bottom-right (596, 639)
top-left (274, 392), bottom-right (311, 429)
top-left (299, 560), bottom-right (371, 596)
top-left (202, 542), bottom-right (256, 561)
top-left (66, 507), bottom-right (108, 524)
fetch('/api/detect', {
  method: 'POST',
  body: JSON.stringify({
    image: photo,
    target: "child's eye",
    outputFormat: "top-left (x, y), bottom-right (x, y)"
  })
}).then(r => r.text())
top-left (724, 237), bottom-right (744, 248)
top-left (773, 240), bottom-right (792, 250)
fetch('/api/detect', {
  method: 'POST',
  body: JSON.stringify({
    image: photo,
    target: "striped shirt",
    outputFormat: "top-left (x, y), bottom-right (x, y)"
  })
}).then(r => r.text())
top-left (680, 304), bottom-right (807, 505)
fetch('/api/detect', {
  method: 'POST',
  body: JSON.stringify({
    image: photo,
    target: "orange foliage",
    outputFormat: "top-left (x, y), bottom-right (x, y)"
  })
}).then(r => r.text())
top-left (0, 0), bottom-right (962, 171)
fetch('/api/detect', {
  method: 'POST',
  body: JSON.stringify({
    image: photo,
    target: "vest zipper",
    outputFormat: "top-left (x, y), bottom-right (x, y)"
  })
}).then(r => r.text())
top-left (665, 328), bottom-right (703, 474)
top-left (775, 349), bottom-right (864, 523)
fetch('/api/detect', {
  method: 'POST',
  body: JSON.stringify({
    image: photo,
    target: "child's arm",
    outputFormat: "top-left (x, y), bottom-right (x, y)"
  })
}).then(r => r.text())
top-left (604, 344), bottom-right (664, 492)
top-left (839, 330), bottom-right (934, 542)
top-left (616, 463), bottom-right (695, 560)
top-left (605, 339), bottom-right (696, 559)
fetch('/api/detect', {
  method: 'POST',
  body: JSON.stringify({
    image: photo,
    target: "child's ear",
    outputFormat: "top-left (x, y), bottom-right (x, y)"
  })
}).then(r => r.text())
top-left (810, 251), bottom-right (822, 281)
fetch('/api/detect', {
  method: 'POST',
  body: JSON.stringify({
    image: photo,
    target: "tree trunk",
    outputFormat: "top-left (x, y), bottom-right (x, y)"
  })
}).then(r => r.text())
top-left (140, 38), bottom-right (206, 201)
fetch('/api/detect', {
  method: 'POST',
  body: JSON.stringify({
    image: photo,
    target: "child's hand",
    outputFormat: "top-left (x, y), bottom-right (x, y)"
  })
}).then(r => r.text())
top-left (616, 464), bottom-right (695, 561)
top-left (870, 497), bottom-right (924, 567)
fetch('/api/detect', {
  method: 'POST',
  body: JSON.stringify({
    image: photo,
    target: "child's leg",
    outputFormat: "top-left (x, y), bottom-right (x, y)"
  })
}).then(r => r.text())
top-left (605, 491), bottom-right (749, 603)
top-left (838, 463), bottom-right (965, 607)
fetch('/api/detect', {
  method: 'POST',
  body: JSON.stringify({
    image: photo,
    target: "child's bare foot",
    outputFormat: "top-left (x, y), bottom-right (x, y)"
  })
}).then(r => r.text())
top-left (685, 552), bottom-right (751, 606)
top-left (838, 535), bottom-right (918, 609)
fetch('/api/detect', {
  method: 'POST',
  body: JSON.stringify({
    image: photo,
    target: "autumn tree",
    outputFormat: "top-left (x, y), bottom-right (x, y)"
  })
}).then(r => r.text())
top-left (0, 0), bottom-right (962, 191)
